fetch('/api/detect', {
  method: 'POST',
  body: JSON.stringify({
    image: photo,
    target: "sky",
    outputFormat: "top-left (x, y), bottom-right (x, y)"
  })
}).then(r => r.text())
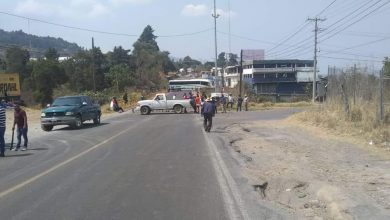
top-left (0, 0), bottom-right (390, 75)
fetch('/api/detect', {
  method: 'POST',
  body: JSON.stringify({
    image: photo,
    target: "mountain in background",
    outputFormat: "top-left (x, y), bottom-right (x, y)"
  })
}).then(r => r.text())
top-left (0, 29), bottom-right (83, 58)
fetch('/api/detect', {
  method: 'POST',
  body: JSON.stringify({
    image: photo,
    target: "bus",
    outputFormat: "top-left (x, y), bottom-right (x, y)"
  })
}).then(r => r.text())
top-left (168, 79), bottom-right (214, 91)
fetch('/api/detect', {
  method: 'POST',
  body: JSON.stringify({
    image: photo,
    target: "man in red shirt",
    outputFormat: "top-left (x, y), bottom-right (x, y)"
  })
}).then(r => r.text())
top-left (12, 104), bottom-right (28, 151)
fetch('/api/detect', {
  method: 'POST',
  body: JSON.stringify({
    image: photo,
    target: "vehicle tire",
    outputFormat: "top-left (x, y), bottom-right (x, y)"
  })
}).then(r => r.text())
top-left (173, 105), bottom-right (183, 114)
top-left (93, 112), bottom-right (101, 125)
top-left (41, 125), bottom-right (53, 131)
top-left (73, 116), bottom-right (83, 129)
top-left (140, 106), bottom-right (150, 115)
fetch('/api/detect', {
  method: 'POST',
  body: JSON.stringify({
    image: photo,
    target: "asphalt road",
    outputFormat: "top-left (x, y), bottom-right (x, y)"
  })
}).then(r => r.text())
top-left (0, 109), bottom-right (296, 220)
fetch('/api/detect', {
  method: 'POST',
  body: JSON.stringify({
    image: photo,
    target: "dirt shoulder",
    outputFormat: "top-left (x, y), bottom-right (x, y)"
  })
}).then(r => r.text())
top-left (216, 117), bottom-right (390, 219)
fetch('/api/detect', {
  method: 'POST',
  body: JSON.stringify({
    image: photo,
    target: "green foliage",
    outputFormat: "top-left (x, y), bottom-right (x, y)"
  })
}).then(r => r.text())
top-left (31, 59), bottom-right (67, 106)
top-left (107, 46), bottom-right (131, 66)
top-left (228, 53), bottom-right (238, 66)
top-left (0, 29), bottom-right (81, 57)
top-left (217, 52), bottom-right (226, 67)
top-left (45, 48), bottom-right (60, 61)
top-left (5, 46), bottom-right (30, 81)
top-left (107, 64), bottom-right (138, 92)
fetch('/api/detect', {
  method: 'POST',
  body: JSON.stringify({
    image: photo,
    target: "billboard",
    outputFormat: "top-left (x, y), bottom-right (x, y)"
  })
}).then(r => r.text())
top-left (242, 49), bottom-right (265, 61)
top-left (0, 73), bottom-right (21, 97)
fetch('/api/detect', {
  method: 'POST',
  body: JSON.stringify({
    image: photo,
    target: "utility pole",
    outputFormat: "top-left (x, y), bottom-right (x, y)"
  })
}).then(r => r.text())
top-left (212, 0), bottom-right (221, 90)
top-left (307, 17), bottom-right (325, 103)
top-left (239, 49), bottom-right (243, 97)
top-left (91, 37), bottom-right (96, 94)
top-left (379, 68), bottom-right (384, 121)
top-left (228, 0), bottom-right (231, 55)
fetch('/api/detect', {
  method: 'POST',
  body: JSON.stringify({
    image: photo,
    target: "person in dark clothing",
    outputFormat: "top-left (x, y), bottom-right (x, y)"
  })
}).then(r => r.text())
top-left (237, 95), bottom-right (243, 112)
top-left (12, 104), bottom-right (28, 151)
top-left (189, 92), bottom-right (196, 113)
top-left (0, 100), bottom-right (5, 157)
top-left (201, 98), bottom-right (215, 132)
top-left (221, 94), bottom-right (227, 113)
top-left (211, 97), bottom-right (218, 114)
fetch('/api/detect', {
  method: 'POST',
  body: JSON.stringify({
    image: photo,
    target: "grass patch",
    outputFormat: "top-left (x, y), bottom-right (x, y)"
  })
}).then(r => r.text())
top-left (290, 101), bottom-right (390, 146)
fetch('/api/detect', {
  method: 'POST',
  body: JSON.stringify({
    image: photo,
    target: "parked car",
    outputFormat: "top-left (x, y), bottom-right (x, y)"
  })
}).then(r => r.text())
top-left (135, 93), bottom-right (192, 115)
top-left (40, 96), bottom-right (101, 131)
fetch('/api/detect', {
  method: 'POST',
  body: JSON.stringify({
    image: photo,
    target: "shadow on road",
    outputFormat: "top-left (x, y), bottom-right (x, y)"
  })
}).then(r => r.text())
top-left (4, 153), bottom-right (34, 157)
top-left (28, 148), bottom-right (49, 151)
top-left (52, 122), bottom-right (110, 131)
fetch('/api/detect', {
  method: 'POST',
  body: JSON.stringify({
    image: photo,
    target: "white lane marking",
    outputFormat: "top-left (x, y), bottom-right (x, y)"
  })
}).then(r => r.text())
top-left (0, 117), bottom-right (152, 199)
top-left (203, 129), bottom-right (251, 220)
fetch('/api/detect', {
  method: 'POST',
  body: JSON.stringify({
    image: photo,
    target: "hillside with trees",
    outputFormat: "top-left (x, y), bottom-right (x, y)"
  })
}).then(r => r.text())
top-left (0, 29), bottom-right (82, 58)
top-left (0, 25), bottom-right (176, 106)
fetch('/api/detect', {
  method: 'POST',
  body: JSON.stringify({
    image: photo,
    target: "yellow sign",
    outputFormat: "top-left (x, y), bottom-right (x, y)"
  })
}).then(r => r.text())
top-left (0, 73), bottom-right (21, 97)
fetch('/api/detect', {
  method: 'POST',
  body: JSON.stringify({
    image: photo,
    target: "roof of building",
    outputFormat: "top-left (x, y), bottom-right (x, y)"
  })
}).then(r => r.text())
top-left (244, 59), bottom-right (314, 65)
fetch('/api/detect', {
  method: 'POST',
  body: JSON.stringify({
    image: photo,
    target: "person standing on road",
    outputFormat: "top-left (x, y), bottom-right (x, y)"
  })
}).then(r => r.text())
top-left (221, 94), bottom-right (227, 113)
top-left (237, 95), bottom-right (243, 112)
top-left (244, 95), bottom-right (249, 111)
top-left (0, 100), bottom-right (6, 157)
top-left (12, 104), bottom-right (28, 151)
top-left (195, 94), bottom-right (201, 114)
top-left (228, 94), bottom-right (234, 110)
top-left (201, 98), bottom-right (215, 132)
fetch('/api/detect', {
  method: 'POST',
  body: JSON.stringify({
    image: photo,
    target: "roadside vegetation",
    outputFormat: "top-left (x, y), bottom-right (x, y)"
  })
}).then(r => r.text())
top-left (291, 60), bottom-right (390, 147)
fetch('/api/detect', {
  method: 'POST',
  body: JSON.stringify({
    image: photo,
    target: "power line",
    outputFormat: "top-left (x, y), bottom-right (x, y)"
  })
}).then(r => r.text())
top-left (0, 11), bottom-right (213, 38)
top-left (319, 0), bottom-right (390, 43)
top-left (319, 55), bottom-right (382, 63)
top-left (266, 0), bottom-right (338, 54)
top-left (320, 49), bottom-right (383, 59)
top-left (157, 28), bottom-right (213, 37)
top-left (322, 36), bottom-right (390, 55)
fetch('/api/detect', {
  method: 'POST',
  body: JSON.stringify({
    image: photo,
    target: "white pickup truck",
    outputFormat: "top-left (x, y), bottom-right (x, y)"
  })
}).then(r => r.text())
top-left (135, 93), bottom-right (192, 115)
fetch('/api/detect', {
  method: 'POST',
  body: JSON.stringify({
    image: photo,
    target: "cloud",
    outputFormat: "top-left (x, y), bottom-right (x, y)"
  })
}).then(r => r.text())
top-left (181, 4), bottom-right (208, 16)
top-left (15, 0), bottom-right (52, 16)
top-left (110, 0), bottom-right (152, 6)
top-left (88, 2), bottom-right (111, 17)
top-left (216, 9), bottom-right (237, 18)
top-left (14, 0), bottom-right (111, 18)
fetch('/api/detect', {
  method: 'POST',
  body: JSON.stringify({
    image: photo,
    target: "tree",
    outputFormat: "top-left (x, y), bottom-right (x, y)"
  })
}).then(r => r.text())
top-left (203, 61), bottom-right (215, 71)
top-left (0, 58), bottom-right (6, 72)
top-left (107, 64), bottom-right (137, 92)
top-left (132, 25), bottom-right (167, 89)
top-left (228, 53), bottom-right (238, 66)
top-left (5, 46), bottom-right (30, 81)
top-left (107, 46), bottom-right (131, 66)
top-left (31, 59), bottom-right (67, 106)
top-left (217, 52), bottom-right (226, 67)
top-left (45, 48), bottom-right (60, 61)
top-left (136, 25), bottom-right (159, 52)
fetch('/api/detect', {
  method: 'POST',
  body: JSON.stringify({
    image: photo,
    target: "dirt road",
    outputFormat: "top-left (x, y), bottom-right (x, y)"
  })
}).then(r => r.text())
top-left (214, 112), bottom-right (390, 220)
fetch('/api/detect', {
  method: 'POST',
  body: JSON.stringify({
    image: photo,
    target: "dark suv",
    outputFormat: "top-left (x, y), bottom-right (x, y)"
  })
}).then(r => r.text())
top-left (41, 96), bottom-right (101, 131)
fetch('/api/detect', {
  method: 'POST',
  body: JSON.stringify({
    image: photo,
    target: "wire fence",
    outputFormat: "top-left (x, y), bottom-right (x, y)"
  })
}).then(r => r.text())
top-left (326, 65), bottom-right (389, 123)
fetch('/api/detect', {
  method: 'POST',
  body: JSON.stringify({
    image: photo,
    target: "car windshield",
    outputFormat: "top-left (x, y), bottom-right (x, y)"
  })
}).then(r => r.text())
top-left (52, 97), bottom-right (82, 106)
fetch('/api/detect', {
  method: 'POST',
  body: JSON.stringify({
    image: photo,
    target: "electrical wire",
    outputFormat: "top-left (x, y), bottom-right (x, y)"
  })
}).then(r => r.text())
top-left (0, 11), bottom-right (213, 38)
top-left (319, 55), bottom-right (382, 63)
top-left (319, 0), bottom-right (390, 43)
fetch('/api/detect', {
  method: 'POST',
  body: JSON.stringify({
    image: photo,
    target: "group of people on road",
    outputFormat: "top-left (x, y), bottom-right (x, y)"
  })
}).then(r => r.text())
top-left (0, 100), bottom-right (29, 157)
top-left (220, 94), bottom-right (249, 113)
top-left (201, 94), bottom-right (249, 132)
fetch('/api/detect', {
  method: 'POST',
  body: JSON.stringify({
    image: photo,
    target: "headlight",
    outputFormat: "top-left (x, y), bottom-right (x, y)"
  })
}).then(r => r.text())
top-left (41, 112), bottom-right (46, 117)
top-left (65, 112), bottom-right (75, 116)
